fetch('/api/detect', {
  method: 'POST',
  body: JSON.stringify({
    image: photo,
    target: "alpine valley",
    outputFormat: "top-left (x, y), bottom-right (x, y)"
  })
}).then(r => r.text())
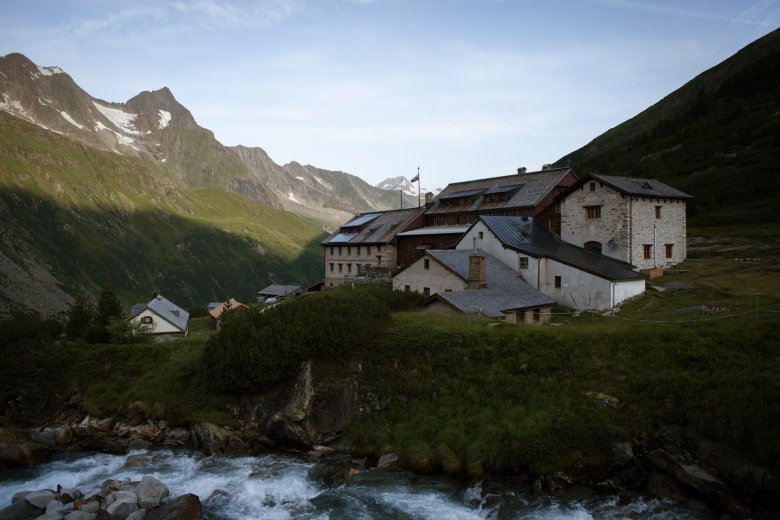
top-left (0, 52), bottom-right (414, 320)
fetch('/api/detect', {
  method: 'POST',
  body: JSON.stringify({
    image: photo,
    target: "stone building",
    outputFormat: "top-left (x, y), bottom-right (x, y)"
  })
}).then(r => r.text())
top-left (458, 216), bottom-right (646, 310)
top-left (321, 207), bottom-right (424, 287)
top-left (559, 173), bottom-right (691, 271)
top-left (392, 248), bottom-right (555, 324)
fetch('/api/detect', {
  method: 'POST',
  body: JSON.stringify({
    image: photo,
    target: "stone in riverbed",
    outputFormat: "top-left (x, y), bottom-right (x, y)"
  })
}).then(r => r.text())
top-left (136, 476), bottom-right (170, 510)
top-left (106, 495), bottom-right (139, 519)
top-left (146, 494), bottom-right (204, 520)
top-left (25, 489), bottom-right (57, 509)
top-left (65, 511), bottom-right (98, 520)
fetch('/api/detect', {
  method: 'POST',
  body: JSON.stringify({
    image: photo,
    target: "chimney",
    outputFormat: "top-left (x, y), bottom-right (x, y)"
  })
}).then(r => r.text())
top-left (541, 163), bottom-right (552, 170)
top-left (467, 254), bottom-right (487, 290)
top-left (517, 167), bottom-right (527, 174)
top-left (424, 192), bottom-right (433, 205)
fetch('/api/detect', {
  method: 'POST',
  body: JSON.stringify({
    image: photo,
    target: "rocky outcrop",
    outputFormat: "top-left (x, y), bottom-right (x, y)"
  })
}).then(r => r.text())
top-left (0, 428), bottom-right (53, 468)
top-left (0, 475), bottom-right (196, 520)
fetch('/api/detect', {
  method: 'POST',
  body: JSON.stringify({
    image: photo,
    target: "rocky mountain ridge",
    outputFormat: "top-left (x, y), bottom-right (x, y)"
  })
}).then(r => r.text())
top-left (0, 52), bottom-right (409, 229)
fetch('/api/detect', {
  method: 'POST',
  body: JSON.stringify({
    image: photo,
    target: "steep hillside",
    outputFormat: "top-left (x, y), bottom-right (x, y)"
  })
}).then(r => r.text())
top-left (555, 28), bottom-right (780, 225)
top-left (0, 111), bottom-right (325, 321)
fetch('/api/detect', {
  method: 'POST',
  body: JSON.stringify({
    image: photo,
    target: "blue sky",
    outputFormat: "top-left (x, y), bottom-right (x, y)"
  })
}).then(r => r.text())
top-left (2, 1), bottom-right (778, 190)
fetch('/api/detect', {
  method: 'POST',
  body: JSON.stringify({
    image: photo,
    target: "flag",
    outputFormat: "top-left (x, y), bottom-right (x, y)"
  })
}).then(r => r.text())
top-left (410, 174), bottom-right (419, 183)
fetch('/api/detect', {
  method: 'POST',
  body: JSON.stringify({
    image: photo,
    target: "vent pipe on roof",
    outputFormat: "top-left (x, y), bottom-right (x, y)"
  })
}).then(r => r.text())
top-left (517, 167), bottom-right (527, 174)
top-left (425, 192), bottom-right (433, 205)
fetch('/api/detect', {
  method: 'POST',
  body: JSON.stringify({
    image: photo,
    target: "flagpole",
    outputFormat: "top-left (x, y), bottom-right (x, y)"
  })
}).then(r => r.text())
top-left (417, 166), bottom-right (421, 208)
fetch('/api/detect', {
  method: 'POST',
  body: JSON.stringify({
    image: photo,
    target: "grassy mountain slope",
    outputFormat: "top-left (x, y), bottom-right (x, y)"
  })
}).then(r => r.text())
top-left (0, 111), bottom-right (325, 321)
top-left (555, 28), bottom-right (780, 226)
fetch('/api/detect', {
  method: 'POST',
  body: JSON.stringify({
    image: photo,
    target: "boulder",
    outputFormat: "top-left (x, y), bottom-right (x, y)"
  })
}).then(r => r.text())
top-left (646, 472), bottom-right (687, 501)
top-left (132, 424), bottom-right (161, 442)
top-left (136, 476), bottom-right (169, 510)
top-left (105, 495), bottom-right (138, 519)
top-left (25, 490), bottom-right (57, 509)
top-left (376, 453), bottom-right (398, 469)
top-left (0, 496), bottom-right (45, 519)
top-left (145, 494), bottom-right (203, 520)
top-left (0, 429), bottom-right (52, 467)
top-left (162, 429), bottom-right (189, 447)
top-left (191, 423), bottom-right (247, 456)
top-left (125, 512), bottom-right (146, 520)
top-left (45, 498), bottom-right (73, 515)
top-left (54, 427), bottom-right (74, 446)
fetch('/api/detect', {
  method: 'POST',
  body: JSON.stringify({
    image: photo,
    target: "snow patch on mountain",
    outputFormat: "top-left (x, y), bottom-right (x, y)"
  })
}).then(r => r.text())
top-left (295, 176), bottom-right (305, 181)
top-left (312, 175), bottom-right (328, 188)
top-left (60, 111), bottom-right (83, 129)
top-left (0, 94), bottom-right (27, 117)
top-left (93, 101), bottom-right (140, 135)
top-left (376, 176), bottom-right (443, 198)
top-left (36, 65), bottom-right (64, 77)
top-left (288, 191), bottom-right (302, 204)
top-left (158, 109), bottom-right (171, 129)
top-left (95, 120), bottom-right (139, 150)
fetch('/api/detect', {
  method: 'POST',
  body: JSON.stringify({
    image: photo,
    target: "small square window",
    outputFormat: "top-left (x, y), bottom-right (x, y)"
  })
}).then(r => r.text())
top-left (655, 206), bottom-right (662, 219)
top-left (141, 316), bottom-right (153, 324)
top-left (585, 205), bottom-right (601, 219)
top-left (554, 276), bottom-right (561, 289)
top-left (665, 244), bottom-right (674, 259)
top-left (518, 257), bottom-right (529, 270)
top-left (589, 182), bottom-right (596, 191)
top-left (478, 231), bottom-right (484, 239)
top-left (643, 244), bottom-right (652, 260)
top-left (424, 259), bottom-right (430, 270)
top-left (404, 285), bottom-right (410, 292)
top-left (423, 287), bottom-right (430, 297)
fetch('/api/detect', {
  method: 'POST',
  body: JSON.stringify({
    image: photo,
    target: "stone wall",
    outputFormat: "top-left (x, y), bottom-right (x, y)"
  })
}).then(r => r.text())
top-left (324, 243), bottom-right (396, 287)
top-left (392, 256), bottom-right (465, 295)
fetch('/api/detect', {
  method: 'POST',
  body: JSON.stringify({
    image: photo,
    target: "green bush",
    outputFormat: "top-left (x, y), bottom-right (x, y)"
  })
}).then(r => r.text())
top-left (202, 285), bottom-right (425, 393)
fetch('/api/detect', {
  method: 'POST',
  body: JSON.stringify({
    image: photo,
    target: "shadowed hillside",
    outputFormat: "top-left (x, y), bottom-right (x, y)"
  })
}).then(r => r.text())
top-left (556, 28), bottom-right (780, 226)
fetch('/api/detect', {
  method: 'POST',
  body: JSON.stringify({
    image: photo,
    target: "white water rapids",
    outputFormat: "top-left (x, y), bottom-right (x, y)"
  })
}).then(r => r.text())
top-left (0, 449), bottom-right (713, 519)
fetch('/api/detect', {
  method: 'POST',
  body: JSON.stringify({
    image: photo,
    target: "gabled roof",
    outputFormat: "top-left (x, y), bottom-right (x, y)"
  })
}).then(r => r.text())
top-left (474, 216), bottom-right (644, 281)
top-left (208, 298), bottom-right (249, 319)
top-left (413, 249), bottom-right (555, 317)
top-left (129, 294), bottom-right (189, 332)
top-left (258, 284), bottom-right (301, 297)
top-left (562, 173), bottom-right (692, 200)
top-left (426, 167), bottom-right (574, 215)
top-left (322, 207), bottom-right (424, 245)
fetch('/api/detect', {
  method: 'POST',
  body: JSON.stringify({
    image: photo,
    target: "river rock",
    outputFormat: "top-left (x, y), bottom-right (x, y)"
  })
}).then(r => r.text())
top-left (376, 453), bottom-right (398, 469)
top-left (105, 495), bottom-right (138, 519)
top-left (125, 511), bottom-right (146, 520)
top-left (0, 496), bottom-right (45, 519)
top-left (145, 494), bottom-right (203, 520)
top-left (54, 427), bottom-right (74, 446)
top-left (162, 429), bottom-right (189, 447)
top-left (136, 476), bottom-right (169, 510)
top-left (132, 424), bottom-right (161, 442)
top-left (646, 471), bottom-right (687, 501)
top-left (126, 439), bottom-right (151, 452)
top-left (191, 423), bottom-right (247, 456)
top-left (25, 490), bottom-right (57, 509)
top-left (0, 429), bottom-right (53, 467)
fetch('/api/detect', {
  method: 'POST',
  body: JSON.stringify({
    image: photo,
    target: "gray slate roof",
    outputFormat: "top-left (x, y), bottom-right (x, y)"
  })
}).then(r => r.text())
top-left (425, 249), bottom-right (555, 317)
top-left (322, 207), bottom-right (424, 245)
top-left (130, 294), bottom-right (189, 332)
top-left (589, 174), bottom-right (692, 199)
top-left (258, 284), bottom-right (302, 297)
top-left (477, 216), bottom-right (644, 281)
top-left (426, 168), bottom-right (573, 215)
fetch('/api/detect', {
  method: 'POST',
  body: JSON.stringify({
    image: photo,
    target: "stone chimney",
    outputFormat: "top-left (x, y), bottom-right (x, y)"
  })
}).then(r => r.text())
top-left (467, 254), bottom-right (487, 289)
top-left (541, 163), bottom-right (553, 170)
top-left (517, 167), bottom-right (527, 174)
top-left (424, 192), bottom-right (433, 205)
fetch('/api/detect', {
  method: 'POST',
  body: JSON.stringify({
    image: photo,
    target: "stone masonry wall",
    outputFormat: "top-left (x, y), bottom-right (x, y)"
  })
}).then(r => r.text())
top-left (324, 243), bottom-right (396, 287)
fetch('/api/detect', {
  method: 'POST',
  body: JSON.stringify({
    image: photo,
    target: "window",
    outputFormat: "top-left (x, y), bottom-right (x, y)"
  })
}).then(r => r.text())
top-left (338, 263), bottom-right (343, 272)
top-left (518, 257), bottom-right (529, 270)
top-left (478, 231), bottom-right (484, 239)
top-left (338, 246), bottom-right (342, 255)
top-left (376, 245), bottom-right (382, 254)
top-left (329, 246), bottom-right (334, 255)
top-left (366, 245), bottom-right (371, 255)
top-left (655, 206), bottom-right (662, 219)
top-left (643, 244), bottom-right (652, 260)
top-left (347, 246), bottom-right (351, 256)
top-left (356, 246), bottom-right (361, 255)
top-left (444, 289), bottom-right (452, 293)
top-left (584, 241), bottom-right (602, 254)
top-left (585, 205), bottom-right (602, 219)
top-left (533, 308), bottom-right (541, 322)
top-left (423, 287), bottom-right (430, 297)
top-left (424, 259), bottom-right (430, 270)
top-left (141, 316), bottom-right (153, 324)
top-left (404, 285), bottom-right (410, 292)
top-left (347, 263), bottom-right (352, 273)
top-left (589, 182), bottom-right (596, 192)
top-left (554, 276), bottom-right (561, 289)
top-left (665, 243), bottom-right (674, 259)
top-left (329, 263), bottom-right (334, 272)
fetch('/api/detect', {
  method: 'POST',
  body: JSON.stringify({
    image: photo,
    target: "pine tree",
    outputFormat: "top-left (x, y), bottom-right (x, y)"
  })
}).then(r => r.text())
top-left (64, 293), bottom-right (94, 340)
top-left (219, 299), bottom-right (233, 322)
top-left (87, 279), bottom-right (124, 343)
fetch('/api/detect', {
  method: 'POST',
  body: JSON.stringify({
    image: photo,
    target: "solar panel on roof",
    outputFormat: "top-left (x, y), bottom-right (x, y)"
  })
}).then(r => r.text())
top-left (325, 233), bottom-right (357, 243)
top-left (439, 188), bottom-right (486, 200)
top-left (344, 213), bottom-right (382, 227)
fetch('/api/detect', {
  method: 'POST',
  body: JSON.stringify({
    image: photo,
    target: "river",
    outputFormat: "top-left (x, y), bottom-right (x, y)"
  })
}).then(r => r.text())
top-left (0, 449), bottom-right (713, 519)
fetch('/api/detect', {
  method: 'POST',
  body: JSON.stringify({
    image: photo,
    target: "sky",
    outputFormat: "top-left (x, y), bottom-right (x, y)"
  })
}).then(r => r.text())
top-left (1, 1), bottom-right (778, 190)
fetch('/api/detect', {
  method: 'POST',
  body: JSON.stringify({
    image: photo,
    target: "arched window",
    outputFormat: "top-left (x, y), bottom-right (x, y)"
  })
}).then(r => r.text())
top-left (584, 241), bottom-right (602, 254)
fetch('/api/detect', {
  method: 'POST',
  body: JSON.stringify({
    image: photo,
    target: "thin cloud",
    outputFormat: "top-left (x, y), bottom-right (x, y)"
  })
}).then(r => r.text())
top-left (171, 0), bottom-right (306, 28)
top-left (587, 0), bottom-right (772, 25)
top-left (732, 0), bottom-right (779, 26)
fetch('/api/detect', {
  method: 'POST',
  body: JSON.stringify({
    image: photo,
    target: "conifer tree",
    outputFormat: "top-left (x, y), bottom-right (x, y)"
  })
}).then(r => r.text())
top-left (64, 293), bottom-right (94, 339)
top-left (87, 279), bottom-right (124, 343)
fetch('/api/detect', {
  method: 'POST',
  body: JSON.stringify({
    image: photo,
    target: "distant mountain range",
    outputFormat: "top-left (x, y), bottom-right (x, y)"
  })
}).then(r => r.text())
top-left (554, 28), bottom-right (780, 226)
top-left (375, 176), bottom-right (442, 198)
top-left (0, 53), bottom-right (413, 230)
